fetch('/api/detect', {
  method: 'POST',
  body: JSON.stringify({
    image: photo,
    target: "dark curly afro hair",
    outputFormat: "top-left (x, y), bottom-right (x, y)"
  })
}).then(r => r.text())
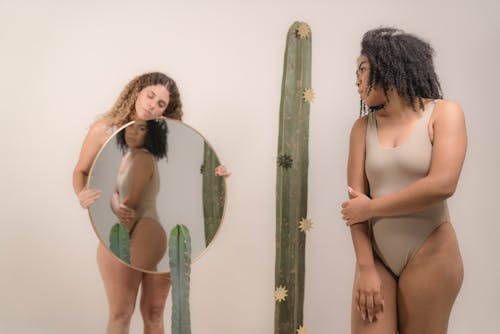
top-left (360, 27), bottom-right (442, 115)
top-left (116, 118), bottom-right (168, 160)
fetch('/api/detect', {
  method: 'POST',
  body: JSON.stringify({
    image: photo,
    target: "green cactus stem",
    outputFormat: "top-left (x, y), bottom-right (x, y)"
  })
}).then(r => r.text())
top-left (274, 21), bottom-right (312, 334)
top-left (109, 222), bottom-right (131, 264)
top-left (202, 142), bottom-right (225, 246)
top-left (277, 153), bottom-right (293, 169)
top-left (169, 224), bottom-right (192, 334)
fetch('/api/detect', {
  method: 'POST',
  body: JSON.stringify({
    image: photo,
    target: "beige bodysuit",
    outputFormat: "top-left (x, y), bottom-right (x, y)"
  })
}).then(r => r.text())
top-left (365, 100), bottom-right (450, 276)
top-left (116, 150), bottom-right (160, 227)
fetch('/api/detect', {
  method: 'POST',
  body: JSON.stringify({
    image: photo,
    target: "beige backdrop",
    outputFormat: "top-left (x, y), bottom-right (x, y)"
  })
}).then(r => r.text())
top-left (1, 0), bottom-right (498, 333)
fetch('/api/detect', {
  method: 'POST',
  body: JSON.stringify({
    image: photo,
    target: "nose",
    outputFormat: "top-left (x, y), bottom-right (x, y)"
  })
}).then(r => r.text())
top-left (128, 125), bottom-right (138, 135)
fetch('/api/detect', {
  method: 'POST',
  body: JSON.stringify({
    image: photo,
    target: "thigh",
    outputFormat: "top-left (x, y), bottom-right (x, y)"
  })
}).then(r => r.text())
top-left (351, 258), bottom-right (398, 334)
top-left (140, 272), bottom-right (171, 308)
top-left (96, 242), bottom-right (143, 310)
top-left (398, 223), bottom-right (464, 334)
top-left (130, 218), bottom-right (167, 271)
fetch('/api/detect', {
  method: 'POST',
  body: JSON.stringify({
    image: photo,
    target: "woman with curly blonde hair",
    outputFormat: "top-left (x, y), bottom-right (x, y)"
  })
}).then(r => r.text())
top-left (73, 72), bottom-right (191, 333)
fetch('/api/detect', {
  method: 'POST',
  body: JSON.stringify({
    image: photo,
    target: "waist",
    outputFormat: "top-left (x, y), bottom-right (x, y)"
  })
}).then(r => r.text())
top-left (372, 200), bottom-right (450, 226)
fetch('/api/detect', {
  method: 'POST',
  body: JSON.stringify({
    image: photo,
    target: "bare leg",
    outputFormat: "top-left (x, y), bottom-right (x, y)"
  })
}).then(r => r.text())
top-left (130, 218), bottom-right (167, 271)
top-left (398, 223), bottom-right (464, 334)
top-left (351, 258), bottom-right (398, 334)
top-left (140, 273), bottom-right (171, 334)
top-left (97, 242), bottom-right (143, 334)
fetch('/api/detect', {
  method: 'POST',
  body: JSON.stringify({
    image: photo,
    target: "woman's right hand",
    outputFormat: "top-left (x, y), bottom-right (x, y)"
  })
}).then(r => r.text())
top-left (78, 188), bottom-right (102, 209)
top-left (114, 204), bottom-right (136, 225)
top-left (354, 265), bottom-right (384, 323)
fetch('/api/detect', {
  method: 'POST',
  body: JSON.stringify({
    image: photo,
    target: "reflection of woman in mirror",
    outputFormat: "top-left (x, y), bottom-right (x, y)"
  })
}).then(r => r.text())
top-left (73, 72), bottom-right (181, 333)
top-left (341, 28), bottom-right (467, 333)
top-left (113, 119), bottom-right (168, 271)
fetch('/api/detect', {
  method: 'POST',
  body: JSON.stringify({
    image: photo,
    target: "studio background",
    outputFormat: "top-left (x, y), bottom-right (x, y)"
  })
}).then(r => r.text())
top-left (1, 0), bottom-right (498, 333)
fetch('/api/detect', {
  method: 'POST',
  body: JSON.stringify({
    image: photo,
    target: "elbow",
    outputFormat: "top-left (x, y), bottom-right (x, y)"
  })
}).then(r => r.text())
top-left (123, 197), bottom-right (139, 210)
top-left (426, 174), bottom-right (457, 200)
top-left (72, 168), bottom-right (86, 194)
top-left (435, 179), bottom-right (457, 200)
top-left (72, 168), bottom-right (79, 185)
top-left (438, 188), bottom-right (454, 200)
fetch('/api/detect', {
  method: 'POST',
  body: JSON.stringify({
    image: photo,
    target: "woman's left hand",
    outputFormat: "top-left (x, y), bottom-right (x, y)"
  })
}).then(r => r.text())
top-left (215, 165), bottom-right (232, 178)
top-left (341, 186), bottom-right (373, 225)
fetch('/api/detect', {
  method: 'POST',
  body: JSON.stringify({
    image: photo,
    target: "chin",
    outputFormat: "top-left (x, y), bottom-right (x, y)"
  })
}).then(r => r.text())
top-left (365, 102), bottom-right (384, 108)
top-left (362, 90), bottom-right (385, 107)
top-left (363, 97), bottom-right (384, 108)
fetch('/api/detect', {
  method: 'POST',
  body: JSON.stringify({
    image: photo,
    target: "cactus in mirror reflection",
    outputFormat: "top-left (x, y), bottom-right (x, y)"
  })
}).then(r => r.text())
top-left (202, 142), bottom-right (225, 246)
top-left (109, 223), bottom-right (131, 264)
top-left (169, 224), bottom-right (192, 334)
top-left (275, 21), bottom-right (312, 334)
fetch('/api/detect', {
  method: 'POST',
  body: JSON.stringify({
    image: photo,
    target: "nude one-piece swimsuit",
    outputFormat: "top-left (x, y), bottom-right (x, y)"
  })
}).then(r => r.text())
top-left (365, 100), bottom-right (450, 277)
top-left (116, 150), bottom-right (160, 231)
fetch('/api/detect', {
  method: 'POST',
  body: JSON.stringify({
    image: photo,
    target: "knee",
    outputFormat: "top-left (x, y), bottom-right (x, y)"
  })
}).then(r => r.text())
top-left (109, 304), bottom-right (135, 326)
top-left (140, 302), bottom-right (165, 325)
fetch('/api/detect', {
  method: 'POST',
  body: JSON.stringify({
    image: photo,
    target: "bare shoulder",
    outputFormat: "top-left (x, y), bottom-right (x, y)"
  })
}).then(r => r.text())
top-left (350, 114), bottom-right (369, 142)
top-left (433, 99), bottom-right (465, 124)
top-left (133, 150), bottom-right (155, 167)
top-left (87, 119), bottom-right (113, 144)
top-left (74, 119), bottom-right (114, 175)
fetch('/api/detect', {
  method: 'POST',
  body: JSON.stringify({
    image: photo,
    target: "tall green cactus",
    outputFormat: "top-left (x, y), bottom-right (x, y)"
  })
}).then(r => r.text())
top-left (202, 142), bottom-right (225, 246)
top-left (275, 21), bottom-right (312, 334)
top-left (169, 224), bottom-right (192, 334)
top-left (109, 222), bottom-right (131, 264)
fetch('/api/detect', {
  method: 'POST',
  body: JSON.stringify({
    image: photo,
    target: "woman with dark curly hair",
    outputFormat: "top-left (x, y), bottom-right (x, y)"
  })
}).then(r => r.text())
top-left (341, 28), bottom-right (467, 333)
top-left (73, 72), bottom-right (230, 333)
top-left (113, 119), bottom-right (168, 271)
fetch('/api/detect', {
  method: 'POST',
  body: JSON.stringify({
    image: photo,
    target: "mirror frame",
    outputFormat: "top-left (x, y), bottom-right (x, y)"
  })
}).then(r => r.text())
top-left (86, 118), bottom-right (227, 273)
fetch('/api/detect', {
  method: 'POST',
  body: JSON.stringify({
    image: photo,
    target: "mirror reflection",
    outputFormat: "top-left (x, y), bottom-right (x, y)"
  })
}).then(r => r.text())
top-left (88, 118), bottom-right (225, 273)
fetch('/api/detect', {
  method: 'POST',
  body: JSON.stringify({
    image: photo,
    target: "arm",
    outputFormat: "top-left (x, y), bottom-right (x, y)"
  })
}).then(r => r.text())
top-left (110, 182), bottom-right (136, 225)
top-left (122, 151), bottom-right (154, 210)
top-left (343, 101), bottom-right (467, 224)
top-left (347, 116), bottom-right (374, 268)
top-left (346, 116), bottom-right (384, 322)
top-left (72, 121), bottom-right (109, 208)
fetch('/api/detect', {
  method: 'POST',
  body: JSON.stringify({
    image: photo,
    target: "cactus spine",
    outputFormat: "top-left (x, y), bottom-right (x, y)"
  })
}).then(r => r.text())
top-left (109, 223), bottom-right (131, 264)
top-left (169, 224), bottom-right (192, 334)
top-left (202, 142), bottom-right (225, 246)
top-left (274, 21), bottom-right (312, 334)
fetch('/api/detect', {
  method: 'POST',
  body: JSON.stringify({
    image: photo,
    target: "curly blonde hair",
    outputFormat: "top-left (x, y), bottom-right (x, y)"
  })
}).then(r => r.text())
top-left (98, 72), bottom-right (183, 126)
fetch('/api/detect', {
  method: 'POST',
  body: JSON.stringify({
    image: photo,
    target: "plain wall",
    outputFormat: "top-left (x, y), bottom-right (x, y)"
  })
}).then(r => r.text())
top-left (0, 0), bottom-right (498, 333)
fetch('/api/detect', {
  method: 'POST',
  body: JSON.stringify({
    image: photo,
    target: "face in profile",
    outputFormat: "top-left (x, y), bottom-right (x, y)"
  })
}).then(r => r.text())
top-left (356, 55), bottom-right (385, 107)
top-left (124, 120), bottom-right (147, 149)
top-left (135, 84), bottom-right (170, 120)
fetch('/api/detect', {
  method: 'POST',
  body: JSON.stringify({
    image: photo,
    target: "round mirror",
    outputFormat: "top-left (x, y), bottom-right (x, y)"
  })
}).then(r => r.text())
top-left (87, 118), bottom-right (226, 273)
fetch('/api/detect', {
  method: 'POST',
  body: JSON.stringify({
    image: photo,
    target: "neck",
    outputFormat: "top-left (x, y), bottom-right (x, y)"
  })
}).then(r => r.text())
top-left (129, 147), bottom-right (144, 155)
top-left (380, 91), bottom-right (421, 120)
